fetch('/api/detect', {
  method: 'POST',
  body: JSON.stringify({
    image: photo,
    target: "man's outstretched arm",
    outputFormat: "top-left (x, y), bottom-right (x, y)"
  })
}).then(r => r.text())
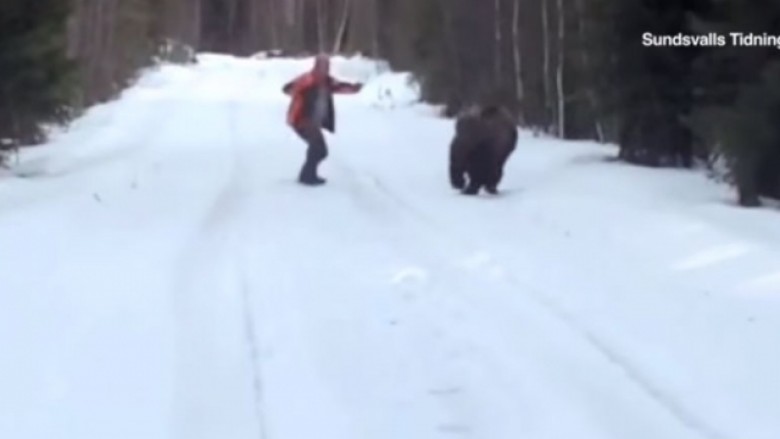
top-left (330, 78), bottom-right (363, 94)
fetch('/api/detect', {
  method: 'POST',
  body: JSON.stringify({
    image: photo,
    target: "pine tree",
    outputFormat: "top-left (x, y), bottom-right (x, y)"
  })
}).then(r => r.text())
top-left (692, 0), bottom-right (780, 205)
top-left (591, 0), bottom-right (707, 167)
top-left (0, 0), bottom-right (76, 147)
top-left (404, 0), bottom-right (453, 109)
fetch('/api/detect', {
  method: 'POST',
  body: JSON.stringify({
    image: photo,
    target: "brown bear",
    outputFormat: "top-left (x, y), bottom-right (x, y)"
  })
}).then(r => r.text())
top-left (449, 105), bottom-right (518, 195)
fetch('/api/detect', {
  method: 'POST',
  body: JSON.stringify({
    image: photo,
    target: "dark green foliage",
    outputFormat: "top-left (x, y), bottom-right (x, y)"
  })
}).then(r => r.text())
top-left (404, 0), bottom-right (456, 109)
top-left (399, 0), bottom-right (508, 117)
top-left (392, 0), bottom-right (780, 205)
top-left (116, 0), bottom-right (159, 80)
top-left (0, 0), bottom-right (195, 150)
top-left (591, 0), bottom-right (707, 168)
top-left (692, 0), bottom-right (780, 205)
top-left (69, 0), bottom-right (169, 108)
top-left (200, 0), bottom-right (255, 55)
top-left (589, 0), bottom-right (780, 203)
top-left (0, 0), bottom-right (76, 146)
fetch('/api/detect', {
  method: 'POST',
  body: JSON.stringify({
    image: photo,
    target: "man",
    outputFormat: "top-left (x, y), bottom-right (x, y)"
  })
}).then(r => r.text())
top-left (282, 55), bottom-right (363, 185)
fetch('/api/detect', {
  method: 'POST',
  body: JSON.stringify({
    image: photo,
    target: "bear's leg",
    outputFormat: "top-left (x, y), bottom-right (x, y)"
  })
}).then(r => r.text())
top-left (449, 135), bottom-right (470, 190)
top-left (486, 143), bottom-right (515, 194)
top-left (463, 146), bottom-right (491, 195)
top-left (463, 180), bottom-right (481, 195)
top-left (463, 159), bottom-right (480, 194)
top-left (485, 164), bottom-right (503, 194)
top-left (450, 164), bottom-right (466, 190)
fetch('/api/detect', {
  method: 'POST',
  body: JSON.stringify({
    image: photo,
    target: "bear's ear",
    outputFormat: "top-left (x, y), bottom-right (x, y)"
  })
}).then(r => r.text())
top-left (480, 105), bottom-right (501, 118)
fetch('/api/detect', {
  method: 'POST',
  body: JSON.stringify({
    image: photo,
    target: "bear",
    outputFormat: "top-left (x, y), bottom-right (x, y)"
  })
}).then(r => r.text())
top-left (449, 105), bottom-right (518, 195)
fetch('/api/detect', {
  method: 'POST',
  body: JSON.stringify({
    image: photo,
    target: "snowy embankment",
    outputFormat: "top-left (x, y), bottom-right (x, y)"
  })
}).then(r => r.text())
top-left (1, 54), bottom-right (779, 439)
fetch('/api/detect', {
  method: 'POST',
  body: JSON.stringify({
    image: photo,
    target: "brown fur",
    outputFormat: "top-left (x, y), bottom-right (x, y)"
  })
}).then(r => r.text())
top-left (449, 105), bottom-right (518, 195)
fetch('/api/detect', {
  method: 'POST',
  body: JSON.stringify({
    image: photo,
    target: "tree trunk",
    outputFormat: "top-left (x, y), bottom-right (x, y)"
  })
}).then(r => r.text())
top-left (440, 0), bottom-right (462, 111)
top-left (555, 0), bottom-right (565, 137)
top-left (541, 0), bottom-right (553, 131)
top-left (189, 0), bottom-right (202, 47)
top-left (370, 0), bottom-right (379, 56)
top-left (267, 0), bottom-right (279, 49)
top-left (494, 0), bottom-right (502, 83)
top-left (316, 0), bottom-right (326, 52)
top-left (333, 0), bottom-right (351, 53)
top-left (226, 0), bottom-right (238, 52)
top-left (573, 0), bottom-right (603, 141)
top-left (737, 156), bottom-right (762, 207)
top-left (511, 0), bottom-right (524, 124)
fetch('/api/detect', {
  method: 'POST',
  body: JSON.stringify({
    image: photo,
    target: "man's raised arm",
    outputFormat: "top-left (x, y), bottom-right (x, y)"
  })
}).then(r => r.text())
top-left (330, 79), bottom-right (363, 94)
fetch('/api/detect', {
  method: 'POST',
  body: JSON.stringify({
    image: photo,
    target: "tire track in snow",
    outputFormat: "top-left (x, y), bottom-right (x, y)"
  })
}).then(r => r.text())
top-left (237, 265), bottom-right (270, 439)
top-left (231, 152), bottom-right (484, 437)
top-left (328, 159), bottom-right (537, 436)
top-left (170, 98), bottom-right (266, 439)
top-left (335, 160), bottom-right (726, 439)
top-left (225, 99), bottom-right (271, 439)
top-left (401, 186), bottom-right (725, 439)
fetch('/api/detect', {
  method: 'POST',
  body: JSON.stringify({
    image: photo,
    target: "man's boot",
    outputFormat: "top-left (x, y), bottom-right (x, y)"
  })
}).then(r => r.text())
top-left (299, 161), bottom-right (326, 185)
top-left (300, 174), bottom-right (327, 185)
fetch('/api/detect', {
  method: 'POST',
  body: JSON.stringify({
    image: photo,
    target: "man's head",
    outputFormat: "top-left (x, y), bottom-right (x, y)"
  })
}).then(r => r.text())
top-left (312, 54), bottom-right (330, 79)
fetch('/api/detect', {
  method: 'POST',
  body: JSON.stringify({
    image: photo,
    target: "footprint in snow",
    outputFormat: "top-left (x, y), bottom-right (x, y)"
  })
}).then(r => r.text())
top-left (391, 266), bottom-right (429, 286)
top-left (457, 252), bottom-right (507, 281)
top-left (429, 386), bottom-right (463, 396)
top-left (488, 265), bottom-right (506, 279)
top-left (437, 423), bottom-right (473, 435)
top-left (457, 251), bottom-right (493, 271)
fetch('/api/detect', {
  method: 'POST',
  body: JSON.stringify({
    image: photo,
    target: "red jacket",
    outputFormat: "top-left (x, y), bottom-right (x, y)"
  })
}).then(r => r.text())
top-left (282, 72), bottom-right (361, 133)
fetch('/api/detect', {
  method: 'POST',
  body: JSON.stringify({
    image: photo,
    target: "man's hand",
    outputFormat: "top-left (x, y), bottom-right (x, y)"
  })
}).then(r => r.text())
top-left (332, 81), bottom-right (363, 94)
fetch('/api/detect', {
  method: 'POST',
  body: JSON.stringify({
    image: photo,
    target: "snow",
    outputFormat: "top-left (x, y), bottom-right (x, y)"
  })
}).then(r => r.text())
top-left (2, 53), bottom-right (780, 439)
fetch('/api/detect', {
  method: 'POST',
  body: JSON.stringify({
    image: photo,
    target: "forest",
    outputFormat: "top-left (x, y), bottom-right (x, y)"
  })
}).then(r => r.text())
top-left (1, 0), bottom-right (779, 206)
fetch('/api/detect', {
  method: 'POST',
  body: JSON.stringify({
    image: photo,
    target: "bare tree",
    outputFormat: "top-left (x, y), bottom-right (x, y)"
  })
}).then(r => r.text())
top-left (555, 0), bottom-right (565, 137)
top-left (333, 0), bottom-right (351, 53)
top-left (541, 0), bottom-right (553, 131)
top-left (494, 0), bottom-right (503, 82)
top-left (512, 0), bottom-right (525, 124)
top-left (574, 0), bottom-right (603, 141)
top-left (316, 0), bottom-right (326, 51)
top-left (267, 0), bottom-right (279, 48)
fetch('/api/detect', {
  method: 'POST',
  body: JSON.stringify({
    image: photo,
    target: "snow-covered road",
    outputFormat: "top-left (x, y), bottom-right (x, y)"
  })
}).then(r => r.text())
top-left (2, 55), bottom-right (780, 439)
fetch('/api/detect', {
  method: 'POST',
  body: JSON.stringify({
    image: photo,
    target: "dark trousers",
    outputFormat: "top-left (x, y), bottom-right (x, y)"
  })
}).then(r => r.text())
top-left (293, 123), bottom-right (328, 182)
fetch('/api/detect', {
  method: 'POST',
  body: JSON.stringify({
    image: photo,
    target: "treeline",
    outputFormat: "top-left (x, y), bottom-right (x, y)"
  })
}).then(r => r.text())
top-left (223, 0), bottom-right (778, 205)
top-left (1, 0), bottom-right (198, 148)
top-left (379, 0), bottom-right (780, 205)
top-left (2, 0), bottom-right (779, 205)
